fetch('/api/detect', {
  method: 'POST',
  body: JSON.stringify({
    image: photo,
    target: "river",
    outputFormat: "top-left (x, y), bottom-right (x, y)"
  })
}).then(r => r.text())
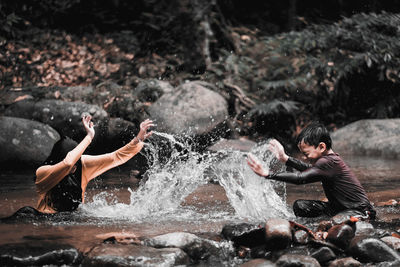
top-left (1, 133), bottom-right (399, 258)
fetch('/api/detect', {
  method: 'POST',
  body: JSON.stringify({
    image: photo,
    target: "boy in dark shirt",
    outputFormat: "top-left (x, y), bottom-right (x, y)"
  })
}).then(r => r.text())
top-left (247, 122), bottom-right (376, 219)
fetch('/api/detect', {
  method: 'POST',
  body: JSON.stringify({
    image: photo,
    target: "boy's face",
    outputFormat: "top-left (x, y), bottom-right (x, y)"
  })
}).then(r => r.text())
top-left (298, 140), bottom-right (325, 163)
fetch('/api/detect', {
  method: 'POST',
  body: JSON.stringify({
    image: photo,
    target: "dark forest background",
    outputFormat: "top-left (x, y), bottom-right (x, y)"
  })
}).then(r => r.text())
top-left (1, 0), bottom-right (400, 143)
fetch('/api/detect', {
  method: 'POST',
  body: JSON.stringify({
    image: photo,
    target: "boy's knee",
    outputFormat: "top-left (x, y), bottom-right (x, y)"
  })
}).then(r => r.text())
top-left (293, 200), bottom-right (307, 217)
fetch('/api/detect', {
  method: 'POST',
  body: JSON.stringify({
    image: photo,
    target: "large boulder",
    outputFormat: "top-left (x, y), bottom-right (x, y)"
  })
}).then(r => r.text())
top-left (0, 242), bottom-right (82, 266)
top-left (348, 236), bottom-right (400, 263)
top-left (5, 99), bottom-right (109, 147)
top-left (147, 81), bottom-right (228, 136)
top-left (0, 116), bottom-right (60, 167)
top-left (331, 119), bottom-right (400, 159)
top-left (82, 243), bottom-right (189, 266)
top-left (134, 79), bottom-right (174, 102)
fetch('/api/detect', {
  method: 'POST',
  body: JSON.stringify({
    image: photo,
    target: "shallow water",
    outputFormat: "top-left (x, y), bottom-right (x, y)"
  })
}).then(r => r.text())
top-left (1, 135), bottom-right (400, 253)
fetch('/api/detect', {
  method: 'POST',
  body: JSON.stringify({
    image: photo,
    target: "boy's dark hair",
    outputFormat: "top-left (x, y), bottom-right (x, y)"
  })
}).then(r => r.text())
top-left (296, 122), bottom-right (332, 149)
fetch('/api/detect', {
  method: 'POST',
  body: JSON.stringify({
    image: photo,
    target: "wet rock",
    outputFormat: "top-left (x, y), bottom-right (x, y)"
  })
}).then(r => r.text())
top-left (221, 223), bottom-right (266, 248)
top-left (142, 232), bottom-right (228, 262)
top-left (264, 218), bottom-right (292, 250)
top-left (326, 223), bottom-right (356, 249)
top-left (240, 258), bottom-right (276, 267)
top-left (105, 118), bottom-right (138, 149)
top-left (249, 245), bottom-right (271, 259)
top-left (354, 221), bottom-right (375, 236)
top-left (5, 99), bottom-right (109, 149)
top-left (311, 247), bottom-right (336, 265)
top-left (381, 236), bottom-right (400, 252)
top-left (317, 220), bottom-right (333, 232)
top-left (48, 82), bottom-right (125, 112)
top-left (270, 245), bottom-right (311, 262)
top-left (148, 80), bottom-right (228, 136)
top-left (53, 85), bottom-right (95, 102)
top-left (331, 119), bottom-right (400, 159)
top-left (134, 79), bottom-right (174, 102)
top-left (348, 235), bottom-right (400, 263)
top-left (82, 243), bottom-right (189, 267)
top-left (275, 254), bottom-right (321, 267)
top-left (293, 230), bottom-right (310, 244)
top-left (328, 257), bottom-right (361, 267)
top-left (0, 242), bottom-right (82, 266)
top-left (376, 199), bottom-right (398, 207)
top-left (143, 232), bottom-right (200, 248)
top-left (96, 231), bottom-right (141, 245)
top-left (331, 212), bottom-right (361, 225)
top-left (0, 116), bottom-right (60, 167)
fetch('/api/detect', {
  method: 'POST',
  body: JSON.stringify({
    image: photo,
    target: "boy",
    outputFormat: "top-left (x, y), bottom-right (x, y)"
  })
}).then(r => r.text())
top-left (247, 122), bottom-right (376, 219)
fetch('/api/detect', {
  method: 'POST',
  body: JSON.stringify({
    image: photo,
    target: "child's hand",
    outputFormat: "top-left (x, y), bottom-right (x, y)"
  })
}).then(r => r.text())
top-left (268, 139), bottom-right (289, 162)
top-left (82, 115), bottom-right (95, 139)
top-left (246, 153), bottom-right (269, 177)
top-left (136, 119), bottom-right (154, 142)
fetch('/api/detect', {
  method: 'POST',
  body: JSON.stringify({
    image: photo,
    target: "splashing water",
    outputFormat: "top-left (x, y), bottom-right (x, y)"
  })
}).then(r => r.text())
top-left (81, 132), bottom-right (293, 221)
top-left (214, 142), bottom-right (293, 220)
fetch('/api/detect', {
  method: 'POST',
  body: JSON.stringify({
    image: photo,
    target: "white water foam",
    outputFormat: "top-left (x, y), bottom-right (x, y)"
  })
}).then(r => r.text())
top-left (81, 132), bottom-right (294, 222)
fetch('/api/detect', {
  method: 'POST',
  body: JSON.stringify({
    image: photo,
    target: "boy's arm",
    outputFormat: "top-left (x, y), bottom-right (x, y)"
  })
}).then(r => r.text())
top-left (285, 157), bottom-right (312, 171)
top-left (264, 167), bottom-right (323, 185)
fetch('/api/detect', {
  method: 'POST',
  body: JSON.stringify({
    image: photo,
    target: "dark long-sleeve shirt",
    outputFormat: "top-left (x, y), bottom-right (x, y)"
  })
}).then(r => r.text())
top-left (267, 153), bottom-right (374, 213)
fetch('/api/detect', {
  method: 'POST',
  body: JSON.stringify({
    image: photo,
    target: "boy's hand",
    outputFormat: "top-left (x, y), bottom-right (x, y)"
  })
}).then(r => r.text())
top-left (82, 115), bottom-right (95, 139)
top-left (246, 153), bottom-right (269, 177)
top-left (268, 139), bottom-right (289, 163)
top-left (136, 119), bottom-right (154, 142)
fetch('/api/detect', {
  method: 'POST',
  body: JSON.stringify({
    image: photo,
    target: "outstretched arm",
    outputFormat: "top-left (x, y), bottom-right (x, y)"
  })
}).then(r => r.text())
top-left (81, 119), bottom-right (154, 185)
top-left (246, 153), bottom-right (322, 185)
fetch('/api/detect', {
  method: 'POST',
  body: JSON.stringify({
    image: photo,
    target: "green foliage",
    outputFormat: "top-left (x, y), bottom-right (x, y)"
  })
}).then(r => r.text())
top-left (0, 4), bottom-right (21, 39)
top-left (247, 99), bottom-right (299, 141)
top-left (261, 12), bottom-right (400, 91)
top-left (248, 100), bottom-right (299, 119)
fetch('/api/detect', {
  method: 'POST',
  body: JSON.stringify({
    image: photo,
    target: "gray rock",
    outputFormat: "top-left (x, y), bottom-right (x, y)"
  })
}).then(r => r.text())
top-left (381, 236), bottom-right (400, 252)
top-left (354, 221), bottom-right (375, 236)
top-left (331, 119), bottom-right (400, 159)
top-left (293, 230), bottom-right (310, 245)
top-left (134, 79), bottom-right (174, 102)
top-left (5, 99), bottom-right (109, 143)
top-left (143, 232), bottom-right (201, 248)
top-left (328, 257), bottom-right (361, 267)
top-left (142, 232), bottom-right (227, 262)
top-left (0, 116), bottom-right (60, 167)
top-left (82, 243), bottom-right (189, 267)
top-left (311, 247), bottom-right (336, 265)
top-left (148, 81), bottom-right (228, 136)
top-left (348, 236), bottom-right (400, 263)
top-left (265, 218), bottom-right (292, 250)
top-left (275, 254), bottom-right (321, 267)
top-left (0, 242), bottom-right (82, 266)
top-left (241, 258), bottom-right (276, 267)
